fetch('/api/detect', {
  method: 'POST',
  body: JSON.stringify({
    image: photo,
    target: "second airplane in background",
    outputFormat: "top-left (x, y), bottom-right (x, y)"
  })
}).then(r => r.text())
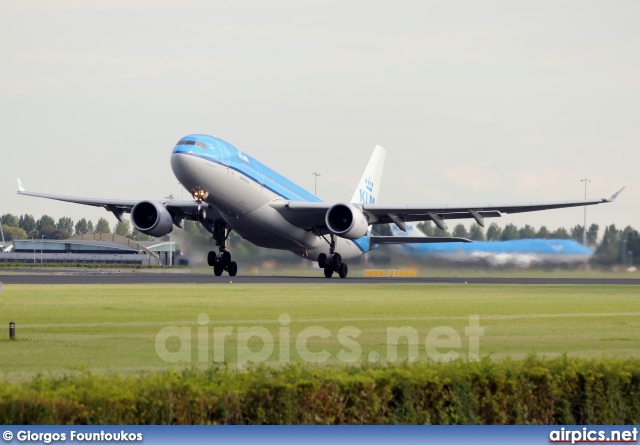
top-left (18, 134), bottom-right (624, 278)
top-left (388, 222), bottom-right (594, 268)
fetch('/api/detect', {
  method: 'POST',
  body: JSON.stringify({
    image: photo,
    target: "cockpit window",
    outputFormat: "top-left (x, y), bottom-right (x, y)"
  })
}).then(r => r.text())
top-left (175, 138), bottom-right (207, 149)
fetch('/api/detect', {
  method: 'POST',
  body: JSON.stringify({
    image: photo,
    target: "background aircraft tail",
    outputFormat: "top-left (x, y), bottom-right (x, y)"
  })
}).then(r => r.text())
top-left (350, 145), bottom-right (386, 204)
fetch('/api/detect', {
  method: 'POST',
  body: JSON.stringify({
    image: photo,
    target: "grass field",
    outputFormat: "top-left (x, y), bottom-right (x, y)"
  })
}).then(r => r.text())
top-left (0, 283), bottom-right (639, 379)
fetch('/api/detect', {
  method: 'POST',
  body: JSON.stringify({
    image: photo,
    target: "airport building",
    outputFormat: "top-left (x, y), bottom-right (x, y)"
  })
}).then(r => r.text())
top-left (0, 233), bottom-right (183, 266)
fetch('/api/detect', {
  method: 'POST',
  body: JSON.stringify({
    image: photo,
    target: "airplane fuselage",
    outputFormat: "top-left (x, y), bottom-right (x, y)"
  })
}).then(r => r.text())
top-left (170, 134), bottom-right (367, 261)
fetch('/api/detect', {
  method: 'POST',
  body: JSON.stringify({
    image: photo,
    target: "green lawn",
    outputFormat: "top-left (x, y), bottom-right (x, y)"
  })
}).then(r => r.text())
top-left (0, 284), bottom-right (638, 379)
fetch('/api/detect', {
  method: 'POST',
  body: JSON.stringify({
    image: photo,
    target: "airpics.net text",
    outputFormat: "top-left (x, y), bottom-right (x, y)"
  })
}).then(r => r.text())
top-left (155, 314), bottom-right (484, 367)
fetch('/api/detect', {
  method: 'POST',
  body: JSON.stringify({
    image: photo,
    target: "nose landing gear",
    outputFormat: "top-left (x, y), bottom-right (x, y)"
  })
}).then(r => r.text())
top-left (191, 187), bottom-right (209, 222)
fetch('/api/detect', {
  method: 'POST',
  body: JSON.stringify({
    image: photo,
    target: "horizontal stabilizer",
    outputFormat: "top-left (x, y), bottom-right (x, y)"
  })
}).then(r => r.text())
top-left (370, 236), bottom-right (472, 245)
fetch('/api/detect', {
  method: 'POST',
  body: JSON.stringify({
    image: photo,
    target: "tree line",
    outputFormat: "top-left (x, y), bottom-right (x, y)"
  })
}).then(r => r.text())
top-left (414, 221), bottom-right (599, 243)
top-left (0, 213), bottom-right (155, 243)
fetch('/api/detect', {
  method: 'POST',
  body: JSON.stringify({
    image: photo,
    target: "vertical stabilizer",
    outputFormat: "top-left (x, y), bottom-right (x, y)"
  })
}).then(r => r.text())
top-left (350, 145), bottom-right (386, 204)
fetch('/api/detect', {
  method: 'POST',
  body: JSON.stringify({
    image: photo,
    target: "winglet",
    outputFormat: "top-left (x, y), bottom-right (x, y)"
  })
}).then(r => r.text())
top-left (17, 178), bottom-right (26, 193)
top-left (605, 186), bottom-right (625, 202)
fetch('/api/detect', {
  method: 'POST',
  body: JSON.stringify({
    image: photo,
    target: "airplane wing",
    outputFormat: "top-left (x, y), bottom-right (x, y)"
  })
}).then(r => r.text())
top-left (16, 179), bottom-right (210, 222)
top-left (270, 186), bottom-right (626, 233)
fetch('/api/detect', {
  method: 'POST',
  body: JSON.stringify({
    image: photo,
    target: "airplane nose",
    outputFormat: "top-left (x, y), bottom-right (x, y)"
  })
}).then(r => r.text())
top-left (171, 152), bottom-right (197, 184)
top-left (170, 151), bottom-right (184, 169)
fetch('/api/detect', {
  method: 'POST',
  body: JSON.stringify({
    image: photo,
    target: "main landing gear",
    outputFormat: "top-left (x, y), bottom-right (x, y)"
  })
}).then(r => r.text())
top-left (208, 250), bottom-right (237, 277)
top-left (318, 234), bottom-right (348, 279)
top-left (206, 220), bottom-right (237, 277)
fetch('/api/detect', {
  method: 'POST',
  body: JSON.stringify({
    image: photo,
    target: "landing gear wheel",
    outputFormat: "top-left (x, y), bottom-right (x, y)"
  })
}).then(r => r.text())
top-left (323, 266), bottom-right (334, 278)
top-left (198, 207), bottom-right (207, 221)
top-left (213, 263), bottom-right (224, 276)
top-left (221, 251), bottom-right (232, 267)
top-left (318, 253), bottom-right (327, 269)
top-left (228, 261), bottom-right (238, 277)
top-left (338, 263), bottom-right (348, 279)
top-left (207, 251), bottom-right (217, 267)
top-left (331, 253), bottom-right (342, 269)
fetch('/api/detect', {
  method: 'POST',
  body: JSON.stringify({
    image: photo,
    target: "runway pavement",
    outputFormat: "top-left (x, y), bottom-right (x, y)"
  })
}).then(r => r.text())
top-left (1, 273), bottom-right (639, 285)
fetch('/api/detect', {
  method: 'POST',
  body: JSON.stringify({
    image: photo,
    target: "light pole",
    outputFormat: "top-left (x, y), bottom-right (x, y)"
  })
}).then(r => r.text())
top-left (32, 238), bottom-right (35, 264)
top-left (41, 235), bottom-right (44, 264)
top-left (580, 178), bottom-right (591, 246)
top-left (0, 218), bottom-right (5, 250)
top-left (312, 172), bottom-right (321, 196)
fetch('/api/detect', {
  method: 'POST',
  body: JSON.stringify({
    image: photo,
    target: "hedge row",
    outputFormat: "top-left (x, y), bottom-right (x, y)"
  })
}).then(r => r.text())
top-left (1, 357), bottom-right (639, 424)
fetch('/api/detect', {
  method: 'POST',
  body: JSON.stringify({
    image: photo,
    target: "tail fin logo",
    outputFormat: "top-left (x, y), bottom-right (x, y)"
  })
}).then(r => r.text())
top-left (365, 177), bottom-right (374, 192)
top-left (359, 188), bottom-right (376, 204)
top-left (359, 177), bottom-right (376, 203)
top-left (350, 145), bottom-right (386, 205)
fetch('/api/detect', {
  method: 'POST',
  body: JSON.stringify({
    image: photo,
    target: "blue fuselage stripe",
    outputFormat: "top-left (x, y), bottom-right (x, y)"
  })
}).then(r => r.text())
top-left (173, 136), bottom-right (321, 203)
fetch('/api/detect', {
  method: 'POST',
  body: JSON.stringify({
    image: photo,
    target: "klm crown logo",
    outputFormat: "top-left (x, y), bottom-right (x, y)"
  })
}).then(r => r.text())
top-left (365, 177), bottom-right (374, 192)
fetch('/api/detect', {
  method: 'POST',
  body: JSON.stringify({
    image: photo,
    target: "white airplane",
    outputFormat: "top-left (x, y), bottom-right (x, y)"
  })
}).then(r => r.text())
top-left (17, 134), bottom-right (624, 278)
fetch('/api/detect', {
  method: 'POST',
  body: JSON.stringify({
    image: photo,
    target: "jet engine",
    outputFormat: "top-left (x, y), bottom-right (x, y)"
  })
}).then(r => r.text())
top-left (325, 203), bottom-right (368, 240)
top-left (131, 201), bottom-right (174, 237)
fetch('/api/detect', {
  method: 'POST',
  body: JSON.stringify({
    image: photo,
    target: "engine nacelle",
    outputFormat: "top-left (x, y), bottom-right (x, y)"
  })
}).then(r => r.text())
top-left (325, 203), bottom-right (369, 240)
top-left (131, 201), bottom-right (174, 237)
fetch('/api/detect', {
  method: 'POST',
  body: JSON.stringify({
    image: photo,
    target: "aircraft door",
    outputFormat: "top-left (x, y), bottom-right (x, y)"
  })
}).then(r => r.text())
top-left (252, 161), bottom-right (265, 186)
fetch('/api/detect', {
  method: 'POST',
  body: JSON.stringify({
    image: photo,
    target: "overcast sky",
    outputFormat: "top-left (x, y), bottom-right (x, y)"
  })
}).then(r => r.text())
top-left (1, 1), bottom-right (638, 236)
